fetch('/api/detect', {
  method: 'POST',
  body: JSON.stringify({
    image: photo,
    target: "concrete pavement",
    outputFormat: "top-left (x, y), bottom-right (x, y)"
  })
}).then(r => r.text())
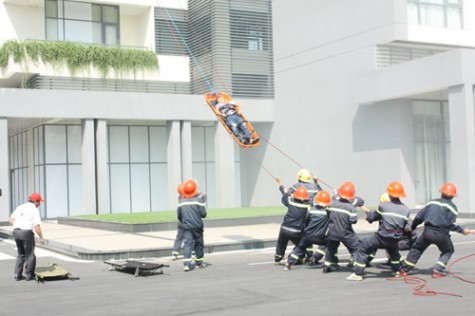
top-left (1, 216), bottom-right (474, 260)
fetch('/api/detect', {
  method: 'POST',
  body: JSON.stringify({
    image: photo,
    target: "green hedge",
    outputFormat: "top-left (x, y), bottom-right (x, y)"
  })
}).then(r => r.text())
top-left (0, 40), bottom-right (158, 77)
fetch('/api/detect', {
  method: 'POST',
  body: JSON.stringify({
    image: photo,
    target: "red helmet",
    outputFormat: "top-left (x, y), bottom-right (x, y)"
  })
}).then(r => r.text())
top-left (315, 190), bottom-right (331, 207)
top-left (177, 183), bottom-right (185, 198)
top-left (440, 182), bottom-right (457, 197)
top-left (293, 186), bottom-right (309, 201)
top-left (183, 180), bottom-right (197, 198)
top-left (29, 192), bottom-right (45, 202)
top-left (338, 181), bottom-right (355, 200)
top-left (387, 181), bottom-right (406, 198)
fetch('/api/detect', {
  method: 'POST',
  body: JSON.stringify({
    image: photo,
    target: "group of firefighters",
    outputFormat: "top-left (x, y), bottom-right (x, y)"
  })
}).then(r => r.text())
top-left (173, 169), bottom-right (471, 279)
top-left (274, 168), bottom-right (471, 281)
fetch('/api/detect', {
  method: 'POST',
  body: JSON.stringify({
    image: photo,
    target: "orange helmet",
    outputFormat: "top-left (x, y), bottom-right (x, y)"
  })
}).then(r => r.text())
top-left (315, 190), bottom-right (331, 207)
top-left (440, 182), bottom-right (457, 197)
top-left (183, 180), bottom-right (197, 198)
top-left (293, 186), bottom-right (309, 201)
top-left (177, 183), bottom-right (185, 198)
top-left (387, 181), bottom-right (406, 198)
top-left (338, 181), bottom-right (355, 200)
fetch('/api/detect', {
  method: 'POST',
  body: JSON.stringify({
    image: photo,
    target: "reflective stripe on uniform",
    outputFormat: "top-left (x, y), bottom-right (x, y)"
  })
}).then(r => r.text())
top-left (427, 201), bottom-right (458, 216)
top-left (309, 210), bottom-right (327, 216)
top-left (288, 197), bottom-right (310, 209)
top-left (178, 201), bottom-right (206, 207)
top-left (290, 253), bottom-right (300, 260)
top-left (437, 261), bottom-right (447, 268)
top-left (376, 209), bottom-right (409, 220)
top-left (327, 207), bottom-right (357, 218)
top-left (353, 261), bottom-right (366, 268)
top-left (404, 259), bottom-right (415, 267)
top-left (282, 226), bottom-right (301, 233)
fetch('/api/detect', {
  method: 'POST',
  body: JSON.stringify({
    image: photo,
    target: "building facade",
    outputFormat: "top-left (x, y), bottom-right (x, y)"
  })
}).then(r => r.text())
top-left (0, 0), bottom-right (274, 220)
top-left (271, 0), bottom-right (475, 213)
top-left (2, 0), bottom-right (475, 221)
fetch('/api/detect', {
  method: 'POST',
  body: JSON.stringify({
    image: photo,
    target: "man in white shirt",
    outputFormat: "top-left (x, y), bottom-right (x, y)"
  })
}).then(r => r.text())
top-left (9, 193), bottom-right (45, 281)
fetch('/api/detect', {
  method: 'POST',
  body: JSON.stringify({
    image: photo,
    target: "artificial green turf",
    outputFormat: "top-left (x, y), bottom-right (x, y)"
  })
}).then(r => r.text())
top-left (71, 206), bottom-right (286, 224)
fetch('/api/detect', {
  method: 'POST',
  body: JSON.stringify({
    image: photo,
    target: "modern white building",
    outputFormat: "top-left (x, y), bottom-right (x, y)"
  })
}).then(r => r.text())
top-left (1, 0), bottom-right (475, 221)
top-left (271, 0), bottom-right (475, 214)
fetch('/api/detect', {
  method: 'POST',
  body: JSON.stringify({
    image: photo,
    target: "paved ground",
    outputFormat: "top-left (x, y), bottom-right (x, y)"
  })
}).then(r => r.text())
top-left (1, 234), bottom-right (475, 315)
top-left (1, 217), bottom-right (474, 260)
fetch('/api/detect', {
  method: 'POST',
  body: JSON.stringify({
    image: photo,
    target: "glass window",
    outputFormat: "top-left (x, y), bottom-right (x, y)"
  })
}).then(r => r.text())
top-left (407, 0), bottom-right (463, 28)
top-left (413, 101), bottom-right (450, 204)
top-left (45, 0), bottom-right (120, 45)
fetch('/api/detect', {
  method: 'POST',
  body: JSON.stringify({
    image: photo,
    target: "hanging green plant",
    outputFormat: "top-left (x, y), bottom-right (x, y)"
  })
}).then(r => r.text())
top-left (0, 40), bottom-right (159, 78)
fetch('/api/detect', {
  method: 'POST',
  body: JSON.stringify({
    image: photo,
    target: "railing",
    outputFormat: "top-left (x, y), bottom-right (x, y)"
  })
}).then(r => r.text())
top-left (376, 44), bottom-right (450, 68)
top-left (26, 74), bottom-right (191, 94)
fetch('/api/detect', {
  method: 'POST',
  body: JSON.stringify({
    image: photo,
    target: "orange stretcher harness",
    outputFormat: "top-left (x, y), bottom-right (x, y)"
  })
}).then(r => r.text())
top-left (204, 91), bottom-right (260, 148)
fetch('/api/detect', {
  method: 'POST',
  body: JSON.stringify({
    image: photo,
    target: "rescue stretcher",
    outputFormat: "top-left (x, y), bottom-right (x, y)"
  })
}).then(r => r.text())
top-left (104, 259), bottom-right (169, 277)
top-left (35, 263), bottom-right (80, 283)
top-left (205, 91), bottom-right (260, 148)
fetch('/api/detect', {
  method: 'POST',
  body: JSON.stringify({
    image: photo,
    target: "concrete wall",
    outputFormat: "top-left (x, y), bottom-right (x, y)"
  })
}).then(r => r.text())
top-left (269, 0), bottom-right (475, 212)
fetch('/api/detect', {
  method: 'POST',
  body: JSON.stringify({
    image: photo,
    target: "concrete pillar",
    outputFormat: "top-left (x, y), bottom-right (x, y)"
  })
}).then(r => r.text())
top-left (448, 84), bottom-right (475, 214)
top-left (167, 120), bottom-right (182, 208)
top-left (95, 119), bottom-right (110, 214)
top-left (214, 124), bottom-right (236, 207)
top-left (81, 119), bottom-right (97, 215)
top-left (181, 121), bottom-right (192, 181)
top-left (0, 118), bottom-right (10, 222)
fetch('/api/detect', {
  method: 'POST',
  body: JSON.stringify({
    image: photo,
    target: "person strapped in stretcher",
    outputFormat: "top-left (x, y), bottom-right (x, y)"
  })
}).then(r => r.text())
top-left (215, 96), bottom-right (259, 145)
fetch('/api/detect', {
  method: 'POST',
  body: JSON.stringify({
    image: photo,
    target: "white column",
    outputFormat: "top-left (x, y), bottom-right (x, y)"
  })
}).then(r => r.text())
top-left (448, 84), bottom-right (475, 214)
top-left (214, 124), bottom-right (236, 207)
top-left (95, 119), bottom-right (110, 214)
top-left (81, 119), bottom-right (97, 215)
top-left (0, 118), bottom-right (10, 221)
top-left (181, 121), bottom-right (192, 181)
top-left (167, 120), bottom-right (182, 208)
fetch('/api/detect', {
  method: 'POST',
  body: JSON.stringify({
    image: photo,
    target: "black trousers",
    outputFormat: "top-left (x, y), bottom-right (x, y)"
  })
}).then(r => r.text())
top-left (325, 234), bottom-right (360, 267)
top-left (13, 229), bottom-right (36, 278)
top-left (403, 228), bottom-right (454, 272)
top-left (183, 229), bottom-right (204, 267)
top-left (353, 234), bottom-right (401, 275)
top-left (287, 234), bottom-right (327, 265)
top-left (275, 227), bottom-right (302, 263)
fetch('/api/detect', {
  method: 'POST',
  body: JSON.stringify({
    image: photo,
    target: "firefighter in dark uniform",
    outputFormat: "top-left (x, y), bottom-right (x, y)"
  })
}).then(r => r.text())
top-left (277, 168), bottom-right (323, 262)
top-left (178, 179), bottom-right (207, 272)
top-left (284, 190), bottom-right (331, 270)
top-left (401, 182), bottom-right (471, 278)
top-left (286, 168), bottom-right (322, 202)
top-left (346, 181), bottom-right (411, 281)
top-left (274, 182), bottom-right (311, 265)
top-left (323, 181), bottom-right (361, 273)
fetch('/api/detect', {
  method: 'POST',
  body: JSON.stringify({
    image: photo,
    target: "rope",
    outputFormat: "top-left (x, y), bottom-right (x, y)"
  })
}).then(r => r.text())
top-left (242, 147), bottom-right (276, 180)
top-left (448, 253), bottom-right (475, 284)
top-left (157, 2), bottom-right (334, 191)
top-left (158, 3), bottom-right (215, 92)
top-left (387, 275), bottom-right (462, 297)
top-left (259, 135), bottom-right (334, 190)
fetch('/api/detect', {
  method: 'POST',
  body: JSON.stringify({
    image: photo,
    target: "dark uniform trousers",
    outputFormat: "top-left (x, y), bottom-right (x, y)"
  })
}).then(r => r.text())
top-left (325, 234), bottom-right (360, 266)
top-left (403, 227), bottom-right (454, 272)
top-left (287, 235), bottom-right (327, 265)
top-left (274, 227), bottom-right (302, 263)
top-left (353, 234), bottom-right (401, 275)
top-left (13, 229), bottom-right (36, 278)
top-left (183, 229), bottom-right (204, 267)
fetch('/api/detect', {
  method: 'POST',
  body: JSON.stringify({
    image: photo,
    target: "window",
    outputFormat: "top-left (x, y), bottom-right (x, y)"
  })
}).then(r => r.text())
top-left (154, 7), bottom-right (189, 55)
top-left (231, 10), bottom-right (270, 51)
top-left (408, 0), bottom-right (463, 29)
top-left (45, 0), bottom-right (120, 45)
top-left (413, 101), bottom-right (450, 204)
